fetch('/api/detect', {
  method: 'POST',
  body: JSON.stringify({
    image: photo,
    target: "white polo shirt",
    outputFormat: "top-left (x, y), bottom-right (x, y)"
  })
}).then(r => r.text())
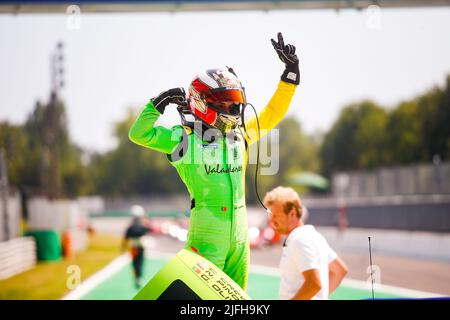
top-left (279, 225), bottom-right (337, 300)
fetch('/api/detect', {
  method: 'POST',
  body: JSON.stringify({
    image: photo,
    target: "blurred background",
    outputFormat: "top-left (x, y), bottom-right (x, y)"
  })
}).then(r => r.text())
top-left (0, 0), bottom-right (449, 300)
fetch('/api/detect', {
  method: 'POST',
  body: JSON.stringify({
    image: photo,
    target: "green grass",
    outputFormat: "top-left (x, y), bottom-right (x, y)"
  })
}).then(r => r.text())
top-left (0, 233), bottom-right (122, 300)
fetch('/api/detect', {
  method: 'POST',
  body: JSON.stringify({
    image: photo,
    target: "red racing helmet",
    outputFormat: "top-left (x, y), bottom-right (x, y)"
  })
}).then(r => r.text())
top-left (187, 68), bottom-right (246, 132)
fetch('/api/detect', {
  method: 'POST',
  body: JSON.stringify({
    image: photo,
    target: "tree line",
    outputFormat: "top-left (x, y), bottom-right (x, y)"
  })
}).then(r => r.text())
top-left (1, 74), bottom-right (449, 200)
top-left (321, 75), bottom-right (450, 176)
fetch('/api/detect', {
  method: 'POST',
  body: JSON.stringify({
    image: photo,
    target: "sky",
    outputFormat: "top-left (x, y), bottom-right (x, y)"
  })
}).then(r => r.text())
top-left (1, 6), bottom-right (450, 152)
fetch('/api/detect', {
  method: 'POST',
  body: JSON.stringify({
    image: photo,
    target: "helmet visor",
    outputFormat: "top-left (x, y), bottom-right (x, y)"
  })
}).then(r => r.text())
top-left (201, 88), bottom-right (246, 115)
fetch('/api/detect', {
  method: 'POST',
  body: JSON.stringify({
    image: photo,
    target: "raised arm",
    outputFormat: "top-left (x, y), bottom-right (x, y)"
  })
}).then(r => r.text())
top-left (244, 81), bottom-right (297, 145)
top-left (129, 88), bottom-right (187, 154)
top-left (243, 32), bottom-right (299, 145)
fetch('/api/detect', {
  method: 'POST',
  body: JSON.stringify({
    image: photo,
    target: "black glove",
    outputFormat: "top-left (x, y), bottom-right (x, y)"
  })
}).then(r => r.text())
top-left (271, 32), bottom-right (300, 85)
top-left (151, 87), bottom-right (187, 114)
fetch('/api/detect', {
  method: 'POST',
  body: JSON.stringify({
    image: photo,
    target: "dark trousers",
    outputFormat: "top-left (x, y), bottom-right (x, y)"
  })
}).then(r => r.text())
top-left (131, 247), bottom-right (144, 279)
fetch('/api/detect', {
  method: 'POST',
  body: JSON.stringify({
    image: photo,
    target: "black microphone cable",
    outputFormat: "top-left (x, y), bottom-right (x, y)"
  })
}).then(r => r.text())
top-left (241, 103), bottom-right (272, 215)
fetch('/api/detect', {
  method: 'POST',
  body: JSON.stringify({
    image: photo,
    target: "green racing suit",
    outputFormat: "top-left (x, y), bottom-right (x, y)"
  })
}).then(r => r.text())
top-left (129, 80), bottom-right (297, 289)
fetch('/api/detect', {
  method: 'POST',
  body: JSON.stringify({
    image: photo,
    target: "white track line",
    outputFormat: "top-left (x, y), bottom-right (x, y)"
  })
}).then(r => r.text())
top-left (61, 254), bottom-right (131, 300)
top-left (342, 278), bottom-right (445, 298)
top-left (250, 263), bottom-right (445, 298)
top-left (60, 250), bottom-right (168, 300)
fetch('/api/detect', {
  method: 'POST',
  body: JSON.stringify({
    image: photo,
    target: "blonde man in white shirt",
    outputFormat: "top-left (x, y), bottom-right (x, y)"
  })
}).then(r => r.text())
top-left (264, 186), bottom-right (348, 300)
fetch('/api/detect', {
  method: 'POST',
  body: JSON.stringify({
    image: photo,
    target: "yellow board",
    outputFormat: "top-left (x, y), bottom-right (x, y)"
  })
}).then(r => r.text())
top-left (133, 249), bottom-right (250, 300)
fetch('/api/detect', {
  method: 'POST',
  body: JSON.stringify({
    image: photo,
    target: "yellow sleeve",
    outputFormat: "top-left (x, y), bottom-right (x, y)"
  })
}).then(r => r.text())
top-left (244, 81), bottom-right (297, 145)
